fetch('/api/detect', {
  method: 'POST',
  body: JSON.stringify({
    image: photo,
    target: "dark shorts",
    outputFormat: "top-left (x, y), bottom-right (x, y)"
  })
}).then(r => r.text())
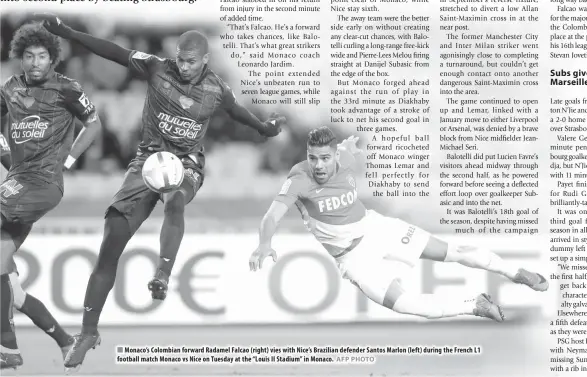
top-left (1, 175), bottom-right (62, 248)
top-left (108, 151), bottom-right (205, 235)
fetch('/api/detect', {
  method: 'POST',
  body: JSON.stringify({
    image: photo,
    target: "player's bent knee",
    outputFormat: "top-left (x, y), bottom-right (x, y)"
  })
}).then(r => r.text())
top-left (105, 206), bottom-right (124, 220)
top-left (419, 236), bottom-right (449, 262)
top-left (163, 190), bottom-right (186, 214)
top-left (8, 272), bottom-right (26, 310)
top-left (104, 207), bottom-right (132, 237)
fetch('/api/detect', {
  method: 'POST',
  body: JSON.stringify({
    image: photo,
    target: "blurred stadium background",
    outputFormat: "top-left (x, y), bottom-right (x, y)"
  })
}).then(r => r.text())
top-left (1, 13), bottom-right (556, 377)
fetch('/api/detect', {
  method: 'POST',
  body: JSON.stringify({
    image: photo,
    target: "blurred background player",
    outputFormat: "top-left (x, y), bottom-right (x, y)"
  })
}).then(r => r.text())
top-left (0, 22), bottom-right (102, 370)
top-left (0, 134), bottom-right (74, 367)
top-left (249, 127), bottom-right (549, 322)
top-left (36, 13), bottom-right (285, 372)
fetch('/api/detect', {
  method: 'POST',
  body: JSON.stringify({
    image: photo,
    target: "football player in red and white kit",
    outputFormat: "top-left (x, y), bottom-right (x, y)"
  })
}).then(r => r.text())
top-left (250, 127), bottom-right (548, 322)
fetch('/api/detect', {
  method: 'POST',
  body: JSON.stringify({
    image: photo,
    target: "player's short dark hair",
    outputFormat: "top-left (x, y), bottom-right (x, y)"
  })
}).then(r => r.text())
top-left (9, 22), bottom-right (61, 63)
top-left (177, 30), bottom-right (209, 56)
top-left (307, 127), bottom-right (337, 149)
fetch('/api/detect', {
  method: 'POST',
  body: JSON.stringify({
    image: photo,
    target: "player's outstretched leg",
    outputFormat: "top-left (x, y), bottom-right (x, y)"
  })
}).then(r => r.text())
top-left (0, 227), bottom-right (23, 370)
top-left (0, 273), bottom-right (23, 370)
top-left (362, 278), bottom-right (505, 322)
top-left (421, 237), bottom-right (549, 292)
top-left (392, 291), bottom-right (505, 322)
top-left (344, 258), bottom-right (505, 322)
top-left (64, 209), bottom-right (132, 372)
top-left (149, 190), bottom-right (186, 301)
top-left (9, 273), bottom-right (74, 361)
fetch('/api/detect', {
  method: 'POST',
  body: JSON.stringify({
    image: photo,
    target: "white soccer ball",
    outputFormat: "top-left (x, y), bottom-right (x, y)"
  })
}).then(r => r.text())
top-left (142, 152), bottom-right (185, 194)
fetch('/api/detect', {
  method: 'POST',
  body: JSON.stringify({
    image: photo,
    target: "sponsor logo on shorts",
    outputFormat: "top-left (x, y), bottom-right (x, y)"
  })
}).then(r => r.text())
top-left (157, 112), bottom-right (202, 141)
top-left (0, 179), bottom-right (23, 203)
top-left (401, 226), bottom-right (416, 244)
top-left (185, 168), bottom-right (199, 182)
top-left (11, 115), bottom-right (48, 144)
top-left (185, 168), bottom-right (201, 195)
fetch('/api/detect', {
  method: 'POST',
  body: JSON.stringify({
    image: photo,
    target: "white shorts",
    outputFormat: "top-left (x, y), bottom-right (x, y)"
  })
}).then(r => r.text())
top-left (335, 210), bottom-right (431, 305)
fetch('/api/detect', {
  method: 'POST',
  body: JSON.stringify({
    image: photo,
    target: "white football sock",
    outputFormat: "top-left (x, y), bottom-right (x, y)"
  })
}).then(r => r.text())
top-left (446, 245), bottom-right (519, 280)
top-left (391, 293), bottom-right (477, 319)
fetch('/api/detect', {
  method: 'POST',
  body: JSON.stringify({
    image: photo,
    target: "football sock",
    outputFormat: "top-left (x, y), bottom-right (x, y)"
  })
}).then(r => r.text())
top-left (0, 274), bottom-right (18, 350)
top-left (157, 196), bottom-right (186, 278)
top-left (391, 293), bottom-right (477, 319)
top-left (82, 210), bottom-right (131, 335)
top-left (19, 294), bottom-right (71, 347)
top-left (446, 245), bottom-right (519, 280)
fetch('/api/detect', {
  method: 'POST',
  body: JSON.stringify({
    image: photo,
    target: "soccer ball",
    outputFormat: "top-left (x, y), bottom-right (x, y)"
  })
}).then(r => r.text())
top-left (142, 152), bottom-right (185, 194)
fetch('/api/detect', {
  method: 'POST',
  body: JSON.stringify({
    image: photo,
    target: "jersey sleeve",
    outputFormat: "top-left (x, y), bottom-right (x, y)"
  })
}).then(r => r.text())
top-left (274, 168), bottom-right (308, 207)
top-left (0, 86), bottom-right (7, 117)
top-left (128, 50), bottom-right (166, 80)
top-left (219, 80), bottom-right (237, 109)
top-left (63, 80), bottom-right (97, 122)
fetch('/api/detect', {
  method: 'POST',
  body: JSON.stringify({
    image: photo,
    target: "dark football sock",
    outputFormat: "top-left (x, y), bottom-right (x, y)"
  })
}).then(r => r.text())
top-left (82, 210), bottom-right (131, 335)
top-left (157, 196), bottom-right (186, 278)
top-left (19, 294), bottom-right (71, 347)
top-left (1, 274), bottom-right (18, 350)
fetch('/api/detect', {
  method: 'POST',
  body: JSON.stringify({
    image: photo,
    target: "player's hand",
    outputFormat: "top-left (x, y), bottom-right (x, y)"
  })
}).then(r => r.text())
top-left (339, 135), bottom-right (362, 154)
top-left (0, 135), bottom-right (10, 156)
top-left (260, 112), bottom-right (285, 137)
top-left (34, 13), bottom-right (73, 38)
top-left (249, 245), bottom-right (277, 271)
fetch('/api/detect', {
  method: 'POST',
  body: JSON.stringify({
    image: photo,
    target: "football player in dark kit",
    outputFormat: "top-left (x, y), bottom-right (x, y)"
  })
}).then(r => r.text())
top-left (37, 14), bottom-right (286, 372)
top-left (0, 134), bottom-right (76, 369)
top-left (0, 22), bottom-right (102, 370)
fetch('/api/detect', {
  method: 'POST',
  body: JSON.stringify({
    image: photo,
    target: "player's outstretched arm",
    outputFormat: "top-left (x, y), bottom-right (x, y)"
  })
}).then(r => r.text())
top-left (0, 134), bottom-right (11, 171)
top-left (63, 81), bottom-right (103, 169)
top-left (0, 87), bottom-right (7, 118)
top-left (65, 113), bottom-right (102, 170)
top-left (35, 13), bottom-right (131, 67)
top-left (225, 102), bottom-right (285, 138)
top-left (249, 200), bottom-right (290, 271)
top-left (1, 89), bottom-right (10, 170)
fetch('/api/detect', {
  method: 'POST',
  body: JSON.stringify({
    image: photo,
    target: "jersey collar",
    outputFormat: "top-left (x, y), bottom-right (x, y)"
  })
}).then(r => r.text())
top-left (173, 64), bottom-right (209, 85)
top-left (192, 64), bottom-right (209, 85)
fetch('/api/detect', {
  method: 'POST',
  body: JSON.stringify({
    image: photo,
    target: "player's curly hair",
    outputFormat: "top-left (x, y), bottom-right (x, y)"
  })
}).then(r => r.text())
top-left (308, 127), bottom-right (337, 148)
top-left (9, 22), bottom-right (61, 64)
